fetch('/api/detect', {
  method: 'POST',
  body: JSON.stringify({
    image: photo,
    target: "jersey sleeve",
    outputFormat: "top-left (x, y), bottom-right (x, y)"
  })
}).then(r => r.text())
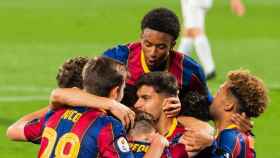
top-left (102, 45), bottom-right (130, 64)
top-left (23, 117), bottom-right (45, 144)
top-left (209, 130), bottom-right (241, 158)
top-left (182, 56), bottom-right (213, 103)
top-left (179, 56), bottom-right (213, 119)
top-left (23, 110), bottom-right (54, 144)
top-left (97, 116), bottom-right (134, 158)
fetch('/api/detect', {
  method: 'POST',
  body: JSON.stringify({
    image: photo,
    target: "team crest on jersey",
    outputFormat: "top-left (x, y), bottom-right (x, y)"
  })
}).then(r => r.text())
top-left (117, 137), bottom-right (130, 152)
top-left (224, 153), bottom-right (231, 158)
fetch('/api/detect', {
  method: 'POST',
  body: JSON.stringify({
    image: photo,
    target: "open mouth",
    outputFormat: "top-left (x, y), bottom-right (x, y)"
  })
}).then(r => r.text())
top-left (148, 60), bottom-right (157, 65)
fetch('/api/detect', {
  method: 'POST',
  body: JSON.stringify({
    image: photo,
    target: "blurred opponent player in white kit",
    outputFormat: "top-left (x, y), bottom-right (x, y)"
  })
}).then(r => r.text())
top-left (178, 0), bottom-right (246, 79)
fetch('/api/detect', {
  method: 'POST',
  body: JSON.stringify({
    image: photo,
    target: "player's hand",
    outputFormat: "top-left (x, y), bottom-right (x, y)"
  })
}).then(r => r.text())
top-left (108, 100), bottom-right (135, 129)
top-left (162, 96), bottom-right (181, 118)
top-left (231, 112), bottom-right (253, 132)
top-left (179, 129), bottom-right (214, 152)
top-left (230, 0), bottom-right (246, 16)
top-left (149, 133), bottom-right (169, 148)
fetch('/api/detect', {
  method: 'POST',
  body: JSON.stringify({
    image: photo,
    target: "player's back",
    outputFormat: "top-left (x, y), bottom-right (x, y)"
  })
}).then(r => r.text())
top-left (38, 107), bottom-right (132, 158)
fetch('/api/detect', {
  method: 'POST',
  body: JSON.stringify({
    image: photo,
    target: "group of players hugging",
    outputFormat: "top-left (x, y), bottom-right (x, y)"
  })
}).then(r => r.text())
top-left (7, 7), bottom-right (268, 158)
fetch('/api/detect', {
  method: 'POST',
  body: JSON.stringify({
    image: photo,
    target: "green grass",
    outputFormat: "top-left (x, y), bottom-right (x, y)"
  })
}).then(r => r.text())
top-left (0, 0), bottom-right (279, 157)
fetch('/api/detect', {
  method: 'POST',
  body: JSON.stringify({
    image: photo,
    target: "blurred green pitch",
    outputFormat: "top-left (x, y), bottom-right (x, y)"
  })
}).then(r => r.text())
top-left (0, 0), bottom-right (279, 157)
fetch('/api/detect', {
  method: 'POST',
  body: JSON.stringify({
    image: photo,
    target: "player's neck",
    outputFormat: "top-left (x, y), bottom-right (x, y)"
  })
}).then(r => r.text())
top-left (148, 58), bottom-right (168, 71)
top-left (156, 113), bottom-right (173, 135)
top-left (215, 114), bottom-right (233, 133)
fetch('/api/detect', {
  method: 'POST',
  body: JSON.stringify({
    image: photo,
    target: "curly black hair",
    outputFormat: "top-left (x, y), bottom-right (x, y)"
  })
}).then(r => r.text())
top-left (141, 8), bottom-right (180, 40)
top-left (56, 56), bottom-right (88, 89)
top-left (180, 91), bottom-right (211, 121)
top-left (227, 70), bottom-right (269, 117)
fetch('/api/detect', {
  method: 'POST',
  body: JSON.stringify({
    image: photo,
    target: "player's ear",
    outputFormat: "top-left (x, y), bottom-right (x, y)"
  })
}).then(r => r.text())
top-left (140, 31), bottom-right (144, 39)
top-left (109, 86), bottom-right (120, 101)
top-left (224, 102), bottom-right (234, 111)
top-left (171, 41), bottom-right (176, 50)
top-left (223, 85), bottom-right (234, 111)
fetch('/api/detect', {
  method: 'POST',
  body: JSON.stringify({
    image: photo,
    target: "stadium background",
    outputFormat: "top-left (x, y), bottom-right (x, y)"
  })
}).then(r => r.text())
top-left (0, 0), bottom-right (279, 157)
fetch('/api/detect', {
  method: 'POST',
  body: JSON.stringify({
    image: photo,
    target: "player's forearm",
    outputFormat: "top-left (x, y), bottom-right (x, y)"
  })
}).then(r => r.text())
top-left (6, 107), bottom-right (47, 141)
top-left (178, 116), bottom-right (214, 135)
top-left (50, 88), bottom-right (113, 110)
top-left (6, 121), bottom-right (28, 141)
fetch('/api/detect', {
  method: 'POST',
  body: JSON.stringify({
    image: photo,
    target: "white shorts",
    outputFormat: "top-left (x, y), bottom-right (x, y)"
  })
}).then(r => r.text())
top-left (181, 0), bottom-right (213, 30)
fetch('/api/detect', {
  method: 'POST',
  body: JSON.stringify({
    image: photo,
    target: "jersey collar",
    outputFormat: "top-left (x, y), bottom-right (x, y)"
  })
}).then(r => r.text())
top-left (164, 118), bottom-right (178, 138)
top-left (214, 124), bottom-right (237, 138)
top-left (140, 50), bottom-right (170, 73)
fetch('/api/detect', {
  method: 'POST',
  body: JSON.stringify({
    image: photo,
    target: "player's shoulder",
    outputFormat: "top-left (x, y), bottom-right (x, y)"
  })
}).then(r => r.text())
top-left (173, 51), bottom-right (206, 86)
top-left (218, 128), bottom-right (240, 146)
top-left (126, 41), bottom-right (142, 50)
top-left (103, 43), bottom-right (130, 63)
top-left (100, 115), bottom-right (122, 124)
top-left (176, 122), bottom-right (186, 132)
top-left (103, 44), bottom-right (129, 54)
top-left (94, 114), bottom-right (124, 130)
top-left (86, 114), bottom-right (126, 140)
top-left (168, 122), bottom-right (185, 143)
top-left (172, 50), bottom-right (199, 66)
top-left (220, 128), bottom-right (240, 136)
top-left (182, 54), bottom-right (203, 73)
top-left (102, 41), bottom-right (142, 64)
top-left (44, 109), bottom-right (59, 122)
top-left (173, 50), bottom-right (204, 74)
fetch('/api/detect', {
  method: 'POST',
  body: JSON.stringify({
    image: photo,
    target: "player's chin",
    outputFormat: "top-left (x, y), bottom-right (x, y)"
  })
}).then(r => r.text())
top-left (147, 61), bottom-right (156, 67)
top-left (147, 62), bottom-right (160, 70)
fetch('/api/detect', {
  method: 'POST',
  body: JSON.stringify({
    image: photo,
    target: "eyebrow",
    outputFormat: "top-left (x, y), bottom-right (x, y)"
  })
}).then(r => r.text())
top-left (143, 39), bottom-right (166, 46)
top-left (143, 39), bottom-right (153, 44)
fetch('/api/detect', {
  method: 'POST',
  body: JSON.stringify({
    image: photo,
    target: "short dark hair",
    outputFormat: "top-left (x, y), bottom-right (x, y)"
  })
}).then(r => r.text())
top-left (136, 72), bottom-right (178, 97)
top-left (227, 70), bottom-right (269, 117)
top-left (128, 111), bottom-right (156, 137)
top-left (181, 91), bottom-right (210, 121)
top-left (141, 8), bottom-right (180, 40)
top-left (83, 57), bottom-right (127, 97)
top-left (56, 56), bottom-right (88, 88)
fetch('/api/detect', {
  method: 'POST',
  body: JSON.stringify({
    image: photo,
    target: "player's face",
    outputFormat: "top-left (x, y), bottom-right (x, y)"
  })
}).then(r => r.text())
top-left (209, 83), bottom-right (229, 120)
top-left (134, 85), bottom-right (164, 120)
top-left (116, 81), bottom-right (126, 102)
top-left (141, 28), bottom-right (175, 70)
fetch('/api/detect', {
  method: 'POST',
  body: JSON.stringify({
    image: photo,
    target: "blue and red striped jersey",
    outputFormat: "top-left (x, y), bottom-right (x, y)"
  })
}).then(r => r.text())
top-left (205, 125), bottom-right (255, 158)
top-left (103, 42), bottom-right (212, 113)
top-left (24, 107), bottom-right (134, 158)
